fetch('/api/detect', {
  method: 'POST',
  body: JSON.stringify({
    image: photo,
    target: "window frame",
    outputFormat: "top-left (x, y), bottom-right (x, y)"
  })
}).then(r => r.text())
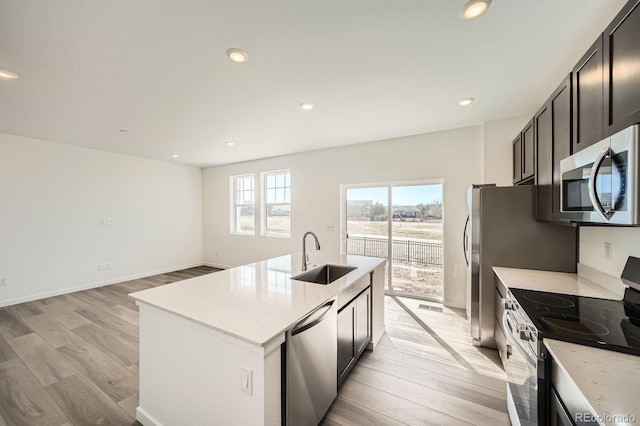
top-left (261, 169), bottom-right (291, 238)
top-left (230, 174), bottom-right (257, 235)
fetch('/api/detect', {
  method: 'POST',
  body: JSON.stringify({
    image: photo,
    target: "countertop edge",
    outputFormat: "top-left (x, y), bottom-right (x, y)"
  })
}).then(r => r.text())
top-left (492, 266), bottom-right (621, 300)
top-left (130, 254), bottom-right (387, 347)
top-left (543, 339), bottom-right (605, 426)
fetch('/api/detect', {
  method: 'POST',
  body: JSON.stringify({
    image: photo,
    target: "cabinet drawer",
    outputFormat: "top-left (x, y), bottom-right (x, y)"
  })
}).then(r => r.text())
top-left (337, 273), bottom-right (371, 311)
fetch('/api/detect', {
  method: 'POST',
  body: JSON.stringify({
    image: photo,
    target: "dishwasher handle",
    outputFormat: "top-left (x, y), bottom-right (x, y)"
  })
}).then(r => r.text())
top-left (291, 300), bottom-right (335, 336)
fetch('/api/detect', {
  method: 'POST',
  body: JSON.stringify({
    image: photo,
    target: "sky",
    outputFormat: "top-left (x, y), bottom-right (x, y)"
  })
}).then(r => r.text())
top-left (347, 184), bottom-right (442, 206)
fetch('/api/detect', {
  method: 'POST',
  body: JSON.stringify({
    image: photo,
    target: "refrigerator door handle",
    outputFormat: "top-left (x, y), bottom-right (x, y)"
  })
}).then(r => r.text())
top-left (463, 215), bottom-right (470, 266)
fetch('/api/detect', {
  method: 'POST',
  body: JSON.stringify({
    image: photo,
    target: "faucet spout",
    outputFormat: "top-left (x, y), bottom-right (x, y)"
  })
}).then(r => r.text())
top-left (302, 231), bottom-right (321, 271)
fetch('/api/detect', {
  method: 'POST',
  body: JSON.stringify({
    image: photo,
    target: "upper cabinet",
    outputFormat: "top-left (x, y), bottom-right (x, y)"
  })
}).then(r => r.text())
top-left (509, 0), bottom-right (640, 221)
top-left (570, 0), bottom-right (640, 154)
top-left (572, 35), bottom-right (604, 153)
top-left (512, 119), bottom-right (535, 185)
top-left (603, 0), bottom-right (640, 135)
top-left (535, 75), bottom-right (572, 221)
top-left (513, 134), bottom-right (522, 184)
top-left (522, 120), bottom-right (535, 181)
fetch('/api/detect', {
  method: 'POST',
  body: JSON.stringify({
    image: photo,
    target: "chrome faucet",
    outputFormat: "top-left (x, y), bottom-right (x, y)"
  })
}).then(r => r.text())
top-left (302, 231), bottom-right (321, 271)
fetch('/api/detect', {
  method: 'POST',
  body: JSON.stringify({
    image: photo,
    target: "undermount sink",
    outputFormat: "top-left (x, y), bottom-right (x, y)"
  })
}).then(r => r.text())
top-left (291, 264), bottom-right (357, 285)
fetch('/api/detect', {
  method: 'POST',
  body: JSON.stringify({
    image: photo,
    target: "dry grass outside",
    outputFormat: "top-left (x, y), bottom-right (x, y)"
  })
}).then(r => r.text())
top-left (348, 220), bottom-right (443, 241)
top-left (238, 216), bottom-right (290, 235)
top-left (392, 265), bottom-right (444, 297)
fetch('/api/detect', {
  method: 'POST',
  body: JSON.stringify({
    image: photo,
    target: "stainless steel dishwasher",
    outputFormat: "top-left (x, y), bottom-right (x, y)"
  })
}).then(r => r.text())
top-left (286, 299), bottom-right (337, 426)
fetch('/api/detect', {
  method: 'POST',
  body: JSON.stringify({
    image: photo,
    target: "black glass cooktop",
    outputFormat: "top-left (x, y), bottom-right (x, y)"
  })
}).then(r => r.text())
top-left (509, 287), bottom-right (640, 356)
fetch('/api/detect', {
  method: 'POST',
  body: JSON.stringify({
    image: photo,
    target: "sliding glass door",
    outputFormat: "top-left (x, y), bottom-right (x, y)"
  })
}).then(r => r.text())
top-left (344, 181), bottom-right (444, 301)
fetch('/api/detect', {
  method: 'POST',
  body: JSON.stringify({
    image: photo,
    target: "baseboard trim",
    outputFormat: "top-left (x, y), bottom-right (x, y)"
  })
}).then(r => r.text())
top-left (0, 262), bottom-right (204, 308)
top-left (203, 261), bottom-right (230, 270)
top-left (443, 299), bottom-right (465, 309)
top-left (136, 406), bottom-right (162, 426)
top-left (368, 326), bottom-right (386, 351)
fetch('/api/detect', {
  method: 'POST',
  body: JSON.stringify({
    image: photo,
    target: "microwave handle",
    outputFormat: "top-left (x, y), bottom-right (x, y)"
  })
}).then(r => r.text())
top-left (587, 146), bottom-right (612, 221)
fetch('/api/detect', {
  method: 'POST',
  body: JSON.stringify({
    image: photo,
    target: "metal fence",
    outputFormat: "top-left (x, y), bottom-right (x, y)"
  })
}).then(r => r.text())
top-left (347, 235), bottom-right (443, 268)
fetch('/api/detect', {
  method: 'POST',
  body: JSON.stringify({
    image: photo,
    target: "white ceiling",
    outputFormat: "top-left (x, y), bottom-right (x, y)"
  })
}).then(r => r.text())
top-left (0, 0), bottom-right (627, 167)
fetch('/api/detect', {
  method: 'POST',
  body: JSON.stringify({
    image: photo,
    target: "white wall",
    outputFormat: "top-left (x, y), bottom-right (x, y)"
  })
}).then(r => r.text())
top-left (482, 115), bottom-right (530, 186)
top-left (203, 125), bottom-right (483, 308)
top-left (0, 132), bottom-right (204, 307)
top-left (579, 227), bottom-right (640, 277)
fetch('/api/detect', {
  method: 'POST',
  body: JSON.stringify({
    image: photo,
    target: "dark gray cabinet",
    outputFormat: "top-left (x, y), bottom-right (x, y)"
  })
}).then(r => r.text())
top-left (355, 287), bottom-right (371, 354)
top-left (513, 119), bottom-right (535, 185)
top-left (572, 35), bottom-right (604, 153)
top-left (604, 0), bottom-right (640, 135)
top-left (522, 120), bottom-right (535, 181)
top-left (535, 75), bottom-right (572, 221)
top-left (513, 134), bottom-right (522, 184)
top-left (337, 286), bottom-right (370, 388)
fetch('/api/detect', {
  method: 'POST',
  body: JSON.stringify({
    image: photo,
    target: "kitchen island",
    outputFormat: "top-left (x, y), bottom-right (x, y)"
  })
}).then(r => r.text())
top-left (130, 253), bottom-right (386, 426)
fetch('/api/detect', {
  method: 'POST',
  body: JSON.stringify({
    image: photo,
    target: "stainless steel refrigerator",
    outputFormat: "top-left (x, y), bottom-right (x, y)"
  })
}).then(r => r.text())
top-left (464, 184), bottom-right (577, 348)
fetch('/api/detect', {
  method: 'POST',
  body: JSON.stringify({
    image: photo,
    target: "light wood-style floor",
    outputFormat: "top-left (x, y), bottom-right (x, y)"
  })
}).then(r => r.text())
top-left (0, 268), bottom-right (509, 426)
top-left (322, 296), bottom-right (509, 426)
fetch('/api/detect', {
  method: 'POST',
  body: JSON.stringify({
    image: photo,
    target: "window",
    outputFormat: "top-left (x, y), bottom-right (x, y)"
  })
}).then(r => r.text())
top-left (263, 170), bottom-right (291, 237)
top-left (231, 174), bottom-right (255, 235)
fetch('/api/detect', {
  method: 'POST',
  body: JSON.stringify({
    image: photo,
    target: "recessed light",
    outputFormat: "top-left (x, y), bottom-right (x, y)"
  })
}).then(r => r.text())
top-left (170, 153), bottom-right (180, 158)
top-left (459, 97), bottom-right (474, 106)
top-left (0, 70), bottom-right (19, 80)
top-left (300, 102), bottom-right (314, 111)
top-left (226, 48), bottom-right (248, 63)
top-left (460, 0), bottom-right (492, 19)
top-left (225, 140), bottom-right (235, 147)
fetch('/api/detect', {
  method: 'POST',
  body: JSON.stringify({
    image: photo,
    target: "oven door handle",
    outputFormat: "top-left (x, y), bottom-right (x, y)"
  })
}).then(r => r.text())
top-left (503, 311), bottom-right (537, 364)
top-left (587, 146), bottom-right (613, 221)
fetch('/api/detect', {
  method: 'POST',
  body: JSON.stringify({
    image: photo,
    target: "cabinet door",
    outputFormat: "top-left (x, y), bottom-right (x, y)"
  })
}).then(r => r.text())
top-left (550, 388), bottom-right (574, 426)
top-left (551, 77), bottom-right (572, 216)
top-left (572, 35), bottom-right (603, 153)
top-left (536, 75), bottom-right (572, 221)
top-left (355, 288), bottom-right (370, 356)
top-left (337, 305), bottom-right (355, 386)
top-left (522, 119), bottom-right (535, 181)
top-left (513, 134), bottom-right (522, 184)
top-left (604, 0), bottom-right (640, 135)
top-left (535, 104), bottom-right (552, 219)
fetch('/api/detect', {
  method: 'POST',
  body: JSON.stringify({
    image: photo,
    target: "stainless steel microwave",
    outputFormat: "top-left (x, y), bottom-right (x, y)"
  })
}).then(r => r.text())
top-left (560, 124), bottom-right (640, 224)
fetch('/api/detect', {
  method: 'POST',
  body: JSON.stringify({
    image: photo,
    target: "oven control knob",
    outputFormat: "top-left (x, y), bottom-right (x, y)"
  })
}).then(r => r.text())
top-left (502, 298), bottom-right (514, 310)
top-left (517, 324), bottom-right (532, 341)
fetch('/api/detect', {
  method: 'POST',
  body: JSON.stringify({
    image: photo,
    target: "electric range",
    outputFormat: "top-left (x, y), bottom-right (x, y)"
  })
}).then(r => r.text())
top-left (500, 256), bottom-right (640, 426)
top-left (509, 286), bottom-right (640, 356)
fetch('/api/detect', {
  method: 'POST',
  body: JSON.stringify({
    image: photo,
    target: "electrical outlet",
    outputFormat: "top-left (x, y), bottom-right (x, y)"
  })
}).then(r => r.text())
top-left (0, 277), bottom-right (7, 286)
top-left (326, 225), bottom-right (335, 232)
top-left (107, 262), bottom-right (113, 270)
top-left (604, 242), bottom-right (612, 261)
top-left (240, 367), bottom-right (252, 395)
top-left (106, 217), bottom-right (112, 225)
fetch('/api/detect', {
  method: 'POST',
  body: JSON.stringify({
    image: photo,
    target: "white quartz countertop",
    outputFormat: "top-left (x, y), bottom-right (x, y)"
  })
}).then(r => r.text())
top-left (130, 253), bottom-right (386, 347)
top-left (545, 339), bottom-right (640, 426)
top-left (493, 267), bottom-right (621, 300)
